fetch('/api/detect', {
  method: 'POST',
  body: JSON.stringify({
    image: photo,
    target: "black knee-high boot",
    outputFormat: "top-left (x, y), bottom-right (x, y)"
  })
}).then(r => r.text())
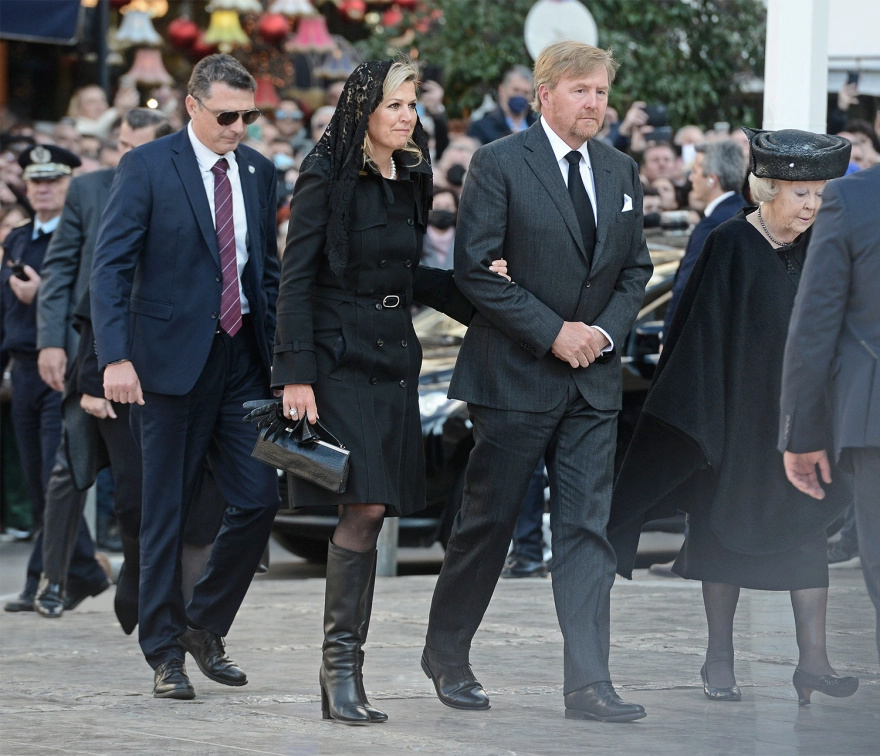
top-left (357, 549), bottom-right (387, 722)
top-left (320, 542), bottom-right (375, 724)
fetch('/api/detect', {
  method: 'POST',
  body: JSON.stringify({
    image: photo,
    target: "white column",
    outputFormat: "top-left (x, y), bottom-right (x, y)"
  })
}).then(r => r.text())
top-left (763, 0), bottom-right (829, 132)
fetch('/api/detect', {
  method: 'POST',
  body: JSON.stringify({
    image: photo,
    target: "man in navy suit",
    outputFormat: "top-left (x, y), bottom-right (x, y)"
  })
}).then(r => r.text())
top-left (661, 139), bottom-right (747, 342)
top-left (91, 54), bottom-right (280, 699)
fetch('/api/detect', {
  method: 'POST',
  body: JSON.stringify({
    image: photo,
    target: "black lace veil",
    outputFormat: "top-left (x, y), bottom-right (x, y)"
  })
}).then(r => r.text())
top-left (301, 59), bottom-right (432, 276)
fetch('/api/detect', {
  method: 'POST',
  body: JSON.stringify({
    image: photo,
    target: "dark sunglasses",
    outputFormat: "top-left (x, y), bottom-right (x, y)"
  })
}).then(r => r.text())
top-left (195, 96), bottom-right (261, 126)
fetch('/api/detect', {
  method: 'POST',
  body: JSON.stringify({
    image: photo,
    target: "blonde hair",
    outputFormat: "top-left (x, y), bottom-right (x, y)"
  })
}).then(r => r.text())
top-left (363, 58), bottom-right (423, 169)
top-left (748, 175), bottom-right (779, 203)
top-left (531, 41), bottom-right (619, 113)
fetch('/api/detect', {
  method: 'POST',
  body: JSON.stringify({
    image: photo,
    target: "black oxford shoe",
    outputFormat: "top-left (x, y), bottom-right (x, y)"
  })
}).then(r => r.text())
top-left (421, 649), bottom-right (490, 710)
top-left (564, 681), bottom-right (646, 723)
top-left (4, 591), bottom-right (35, 613)
top-left (153, 659), bottom-right (196, 700)
top-left (179, 627), bottom-right (248, 686)
top-left (501, 556), bottom-right (549, 579)
top-left (34, 582), bottom-right (66, 618)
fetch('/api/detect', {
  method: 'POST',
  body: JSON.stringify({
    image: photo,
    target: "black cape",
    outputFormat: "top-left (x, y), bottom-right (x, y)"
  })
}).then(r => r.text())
top-left (608, 209), bottom-right (851, 578)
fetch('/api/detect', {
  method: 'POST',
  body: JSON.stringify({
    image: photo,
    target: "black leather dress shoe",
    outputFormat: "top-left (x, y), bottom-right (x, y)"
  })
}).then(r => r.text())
top-left (179, 627), bottom-right (248, 686)
top-left (153, 659), bottom-right (196, 699)
top-left (35, 582), bottom-right (66, 618)
top-left (4, 591), bottom-right (35, 612)
top-left (64, 578), bottom-right (111, 611)
top-left (501, 556), bottom-right (549, 579)
top-left (564, 681), bottom-right (646, 722)
top-left (421, 649), bottom-right (490, 710)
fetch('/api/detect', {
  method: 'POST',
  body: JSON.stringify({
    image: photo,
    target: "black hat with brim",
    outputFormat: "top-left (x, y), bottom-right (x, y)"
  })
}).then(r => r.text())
top-left (743, 128), bottom-right (851, 181)
top-left (18, 144), bottom-right (81, 180)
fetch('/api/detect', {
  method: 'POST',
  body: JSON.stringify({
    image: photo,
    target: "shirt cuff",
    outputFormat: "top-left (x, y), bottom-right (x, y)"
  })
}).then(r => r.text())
top-left (593, 326), bottom-right (614, 353)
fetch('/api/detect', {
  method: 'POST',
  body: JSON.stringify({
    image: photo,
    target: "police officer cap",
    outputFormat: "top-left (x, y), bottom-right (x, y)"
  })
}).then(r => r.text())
top-left (742, 128), bottom-right (851, 181)
top-left (18, 144), bottom-right (81, 181)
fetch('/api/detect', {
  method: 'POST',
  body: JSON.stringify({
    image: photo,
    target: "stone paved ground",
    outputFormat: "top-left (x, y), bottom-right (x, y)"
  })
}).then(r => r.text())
top-left (1, 539), bottom-right (877, 755)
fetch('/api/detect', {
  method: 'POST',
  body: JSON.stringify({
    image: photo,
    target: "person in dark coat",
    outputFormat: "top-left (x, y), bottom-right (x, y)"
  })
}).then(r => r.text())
top-left (661, 139), bottom-right (747, 342)
top-left (466, 65), bottom-right (537, 145)
top-left (779, 164), bottom-right (880, 667)
top-left (609, 129), bottom-right (858, 705)
top-left (272, 59), bottom-right (505, 725)
top-left (1, 144), bottom-right (111, 614)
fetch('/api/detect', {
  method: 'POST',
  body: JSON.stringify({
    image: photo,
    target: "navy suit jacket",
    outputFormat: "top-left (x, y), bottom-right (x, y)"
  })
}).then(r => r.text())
top-left (662, 192), bottom-right (747, 342)
top-left (90, 129), bottom-right (280, 395)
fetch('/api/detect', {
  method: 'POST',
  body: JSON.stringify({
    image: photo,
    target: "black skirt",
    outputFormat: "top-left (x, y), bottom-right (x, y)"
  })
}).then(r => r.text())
top-left (673, 510), bottom-right (829, 590)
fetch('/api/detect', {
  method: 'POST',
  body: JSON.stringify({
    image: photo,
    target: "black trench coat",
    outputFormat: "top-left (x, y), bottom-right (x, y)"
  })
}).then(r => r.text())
top-left (272, 152), bottom-right (471, 515)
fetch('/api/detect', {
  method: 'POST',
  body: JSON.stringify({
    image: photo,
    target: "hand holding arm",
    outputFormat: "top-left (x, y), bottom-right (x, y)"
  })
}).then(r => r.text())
top-left (783, 450), bottom-right (831, 500)
top-left (551, 322), bottom-right (610, 368)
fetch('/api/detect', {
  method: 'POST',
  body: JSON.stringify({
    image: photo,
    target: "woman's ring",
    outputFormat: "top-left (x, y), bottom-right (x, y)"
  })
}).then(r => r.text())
top-left (289, 408), bottom-right (298, 418)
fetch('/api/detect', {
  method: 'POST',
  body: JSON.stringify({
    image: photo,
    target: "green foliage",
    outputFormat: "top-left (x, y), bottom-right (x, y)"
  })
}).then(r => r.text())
top-left (356, 0), bottom-right (765, 127)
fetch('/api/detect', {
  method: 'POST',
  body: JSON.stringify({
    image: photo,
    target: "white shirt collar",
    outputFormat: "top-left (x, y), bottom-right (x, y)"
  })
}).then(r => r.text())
top-left (187, 121), bottom-right (237, 174)
top-left (33, 215), bottom-right (60, 238)
top-left (704, 190), bottom-right (735, 219)
top-left (539, 116), bottom-right (593, 171)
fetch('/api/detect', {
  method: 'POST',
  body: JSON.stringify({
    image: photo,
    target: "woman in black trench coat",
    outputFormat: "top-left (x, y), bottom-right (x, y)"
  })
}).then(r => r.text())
top-left (271, 59), bottom-right (503, 724)
top-left (608, 129), bottom-right (858, 706)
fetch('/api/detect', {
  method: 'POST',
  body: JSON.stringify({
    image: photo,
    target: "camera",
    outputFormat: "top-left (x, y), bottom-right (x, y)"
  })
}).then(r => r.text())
top-left (642, 103), bottom-right (668, 127)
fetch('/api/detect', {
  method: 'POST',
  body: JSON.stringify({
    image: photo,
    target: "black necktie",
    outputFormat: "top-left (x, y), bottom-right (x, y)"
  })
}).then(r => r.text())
top-left (564, 150), bottom-right (596, 265)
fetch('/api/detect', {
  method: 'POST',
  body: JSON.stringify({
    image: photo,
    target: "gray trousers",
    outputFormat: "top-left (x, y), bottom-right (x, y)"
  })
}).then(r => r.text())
top-left (426, 377), bottom-right (618, 694)
top-left (849, 447), bottom-right (880, 665)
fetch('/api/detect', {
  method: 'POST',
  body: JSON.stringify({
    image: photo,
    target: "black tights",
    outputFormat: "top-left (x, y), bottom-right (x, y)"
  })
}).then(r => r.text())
top-left (702, 582), bottom-right (837, 688)
top-left (332, 503), bottom-right (386, 552)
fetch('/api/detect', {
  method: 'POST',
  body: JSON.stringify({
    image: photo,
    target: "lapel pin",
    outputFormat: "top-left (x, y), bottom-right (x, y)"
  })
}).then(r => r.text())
top-left (248, 165), bottom-right (255, 174)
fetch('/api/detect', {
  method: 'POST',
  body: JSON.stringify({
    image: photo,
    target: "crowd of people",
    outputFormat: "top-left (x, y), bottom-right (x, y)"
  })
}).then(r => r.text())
top-left (1, 42), bottom-right (878, 726)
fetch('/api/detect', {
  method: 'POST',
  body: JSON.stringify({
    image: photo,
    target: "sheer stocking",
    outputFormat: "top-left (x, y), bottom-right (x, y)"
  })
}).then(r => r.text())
top-left (790, 587), bottom-right (836, 676)
top-left (332, 503), bottom-right (386, 552)
top-left (702, 581), bottom-right (740, 688)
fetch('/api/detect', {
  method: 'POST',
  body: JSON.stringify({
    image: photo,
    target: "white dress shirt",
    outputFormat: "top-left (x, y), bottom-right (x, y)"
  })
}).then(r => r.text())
top-left (539, 117), bottom-right (612, 351)
top-left (32, 215), bottom-right (60, 239)
top-left (187, 122), bottom-right (250, 313)
top-left (703, 190), bottom-right (735, 219)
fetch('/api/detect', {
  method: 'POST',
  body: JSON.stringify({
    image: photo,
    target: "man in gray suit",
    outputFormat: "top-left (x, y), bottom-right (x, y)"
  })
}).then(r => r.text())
top-left (780, 163), bottom-right (880, 665)
top-left (32, 109), bottom-right (172, 616)
top-left (422, 41), bottom-right (652, 721)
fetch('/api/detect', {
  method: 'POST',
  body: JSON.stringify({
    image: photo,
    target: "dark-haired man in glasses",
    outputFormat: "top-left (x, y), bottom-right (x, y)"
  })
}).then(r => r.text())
top-left (91, 53), bottom-right (281, 701)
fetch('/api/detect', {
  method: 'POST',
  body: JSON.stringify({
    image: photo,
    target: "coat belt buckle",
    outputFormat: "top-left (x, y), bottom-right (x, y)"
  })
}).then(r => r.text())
top-left (381, 294), bottom-right (401, 308)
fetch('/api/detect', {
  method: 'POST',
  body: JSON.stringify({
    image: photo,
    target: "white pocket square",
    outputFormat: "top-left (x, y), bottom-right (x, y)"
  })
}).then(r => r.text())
top-left (622, 194), bottom-right (633, 212)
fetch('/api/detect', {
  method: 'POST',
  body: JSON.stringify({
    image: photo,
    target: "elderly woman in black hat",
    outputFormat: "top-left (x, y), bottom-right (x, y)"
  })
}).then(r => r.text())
top-left (271, 59), bottom-right (504, 724)
top-left (608, 129), bottom-right (857, 706)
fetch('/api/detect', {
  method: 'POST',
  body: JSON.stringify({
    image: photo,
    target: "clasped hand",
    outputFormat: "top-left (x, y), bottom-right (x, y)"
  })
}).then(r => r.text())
top-left (551, 321), bottom-right (609, 368)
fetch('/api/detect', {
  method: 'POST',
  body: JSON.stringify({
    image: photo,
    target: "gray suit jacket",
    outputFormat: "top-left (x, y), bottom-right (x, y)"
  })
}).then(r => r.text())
top-left (779, 164), bottom-right (880, 459)
top-left (37, 168), bottom-right (115, 358)
top-left (449, 120), bottom-right (652, 411)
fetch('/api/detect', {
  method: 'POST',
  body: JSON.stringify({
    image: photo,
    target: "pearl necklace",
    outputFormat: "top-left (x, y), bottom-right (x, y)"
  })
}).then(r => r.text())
top-left (757, 205), bottom-right (788, 247)
top-left (388, 157), bottom-right (396, 180)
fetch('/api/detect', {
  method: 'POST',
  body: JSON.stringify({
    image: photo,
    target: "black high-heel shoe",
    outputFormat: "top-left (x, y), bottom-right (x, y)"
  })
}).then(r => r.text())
top-left (700, 664), bottom-right (741, 702)
top-left (792, 667), bottom-right (859, 706)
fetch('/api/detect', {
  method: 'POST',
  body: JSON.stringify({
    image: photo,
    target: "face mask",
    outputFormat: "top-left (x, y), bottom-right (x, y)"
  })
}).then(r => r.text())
top-left (507, 96), bottom-right (530, 116)
top-left (429, 209), bottom-right (456, 230)
top-left (273, 153), bottom-right (295, 171)
top-left (446, 164), bottom-right (466, 187)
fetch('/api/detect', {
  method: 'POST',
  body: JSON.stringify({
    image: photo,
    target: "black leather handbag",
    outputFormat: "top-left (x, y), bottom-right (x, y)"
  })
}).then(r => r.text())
top-left (244, 401), bottom-right (350, 493)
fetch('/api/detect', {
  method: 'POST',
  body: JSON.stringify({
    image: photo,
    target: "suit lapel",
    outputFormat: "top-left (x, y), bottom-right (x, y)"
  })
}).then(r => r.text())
top-left (587, 140), bottom-right (616, 267)
top-left (171, 130), bottom-right (221, 268)
top-left (235, 148), bottom-right (261, 275)
top-left (523, 123), bottom-right (587, 258)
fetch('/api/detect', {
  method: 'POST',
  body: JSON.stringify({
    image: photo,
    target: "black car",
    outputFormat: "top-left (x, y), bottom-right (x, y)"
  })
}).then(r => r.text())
top-left (272, 243), bottom-right (684, 562)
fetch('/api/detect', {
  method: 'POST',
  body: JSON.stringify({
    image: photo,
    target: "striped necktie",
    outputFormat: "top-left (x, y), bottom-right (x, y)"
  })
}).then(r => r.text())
top-left (211, 158), bottom-right (242, 337)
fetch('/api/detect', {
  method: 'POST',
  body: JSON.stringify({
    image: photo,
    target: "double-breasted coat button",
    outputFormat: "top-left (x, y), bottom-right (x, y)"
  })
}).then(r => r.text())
top-left (377, 339), bottom-right (384, 347)
top-left (584, 280), bottom-right (591, 288)
top-left (407, 218), bottom-right (414, 226)
top-left (399, 380), bottom-right (407, 388)
top-left (374, 303), bottom-right (382, 310)
top-left (400, 340), bottom-right (407, 347)
top-left (404, 259), bottom-right (412, 267)
top-left (370, 377), bottom-right (378, 385)
top-left (379, 259), bottom-right (387, 267)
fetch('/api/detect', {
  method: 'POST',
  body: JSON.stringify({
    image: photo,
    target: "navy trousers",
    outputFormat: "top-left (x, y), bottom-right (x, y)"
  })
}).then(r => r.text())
top-left (131, 325), bottom-right (279, 668)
